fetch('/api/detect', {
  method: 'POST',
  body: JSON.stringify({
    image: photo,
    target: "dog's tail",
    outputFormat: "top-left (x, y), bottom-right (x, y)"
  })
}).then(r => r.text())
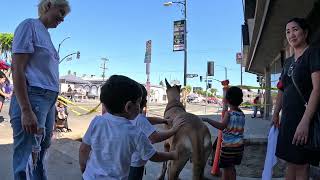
top-left (190, 125), bottom-right (211, 180)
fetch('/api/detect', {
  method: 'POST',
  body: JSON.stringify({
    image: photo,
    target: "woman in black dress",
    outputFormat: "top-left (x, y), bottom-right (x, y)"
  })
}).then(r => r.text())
top-left (273, 18), bottom-right (320, 179)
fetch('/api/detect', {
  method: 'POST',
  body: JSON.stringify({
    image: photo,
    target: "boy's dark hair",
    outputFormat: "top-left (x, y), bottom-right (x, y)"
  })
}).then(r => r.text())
top-left (225, 86), bottom-right (243, 106)
top-left (287, 17), bottom-right (311, 44)
top-left (100, 75), bottom-right (142, 114)
top-left (139, 84), bottom-right (147, 109)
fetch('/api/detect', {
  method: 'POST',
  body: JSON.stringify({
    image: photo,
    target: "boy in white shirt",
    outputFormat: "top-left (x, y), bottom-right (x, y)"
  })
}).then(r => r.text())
top-left (79, 75), bottom-right (178, 180)
top-left (128, 84), bottom-right (185, 180)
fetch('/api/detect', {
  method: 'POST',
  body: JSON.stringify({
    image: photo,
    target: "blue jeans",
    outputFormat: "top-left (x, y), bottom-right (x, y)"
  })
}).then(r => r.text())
top-left (9, 86), bottom-right (58, 180)
top-left (252, 106), bottom-right (258, 117)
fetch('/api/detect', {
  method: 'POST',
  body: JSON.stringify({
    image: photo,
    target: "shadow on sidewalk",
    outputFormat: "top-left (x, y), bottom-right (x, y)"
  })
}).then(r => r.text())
top-left (0, 138), bottom-right (82, 180)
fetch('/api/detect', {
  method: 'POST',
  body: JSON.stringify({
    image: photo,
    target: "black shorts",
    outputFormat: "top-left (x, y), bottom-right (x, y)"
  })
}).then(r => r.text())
top-left (219, 145), bottom-right (244, 168)
top-left (128, 166), bottom-right (144, 180)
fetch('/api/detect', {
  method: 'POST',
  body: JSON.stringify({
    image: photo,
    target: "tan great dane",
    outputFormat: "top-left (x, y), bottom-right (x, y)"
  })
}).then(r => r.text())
top-left (158, 79), bottom-right (212, 180)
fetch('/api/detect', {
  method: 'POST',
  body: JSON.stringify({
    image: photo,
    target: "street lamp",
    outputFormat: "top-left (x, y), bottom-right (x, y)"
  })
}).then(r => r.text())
top-left (164, 0), bottom-right (188, 86)
top-left (163, 2), bottom-right (173, 6)
top-left (58, 36), bottom-right (71, 54)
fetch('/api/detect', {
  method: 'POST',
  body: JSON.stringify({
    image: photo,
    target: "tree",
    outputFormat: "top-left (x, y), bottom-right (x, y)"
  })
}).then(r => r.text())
top-left (0, 33), bottom-right (14, 61)
top-left (185, 85), bottom-right (192, 94)
top-left (210, 88), bottom-right (218, 96)
top-left (159, 80), bottom-right (164, 87)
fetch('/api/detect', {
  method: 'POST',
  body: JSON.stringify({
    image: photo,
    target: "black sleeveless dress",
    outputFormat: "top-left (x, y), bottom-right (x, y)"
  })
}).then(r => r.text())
top-left (275, 47), bottom-right (320, 165)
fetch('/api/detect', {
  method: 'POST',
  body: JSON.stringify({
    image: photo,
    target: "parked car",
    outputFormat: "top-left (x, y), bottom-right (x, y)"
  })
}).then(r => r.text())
top-left (87, 93), bottom-right (98, 99)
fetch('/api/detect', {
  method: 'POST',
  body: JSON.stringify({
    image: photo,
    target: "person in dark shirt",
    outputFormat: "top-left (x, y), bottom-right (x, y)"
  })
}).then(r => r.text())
top-left (0, 71), bottom-right (11, 113)
top-left (273, 18), bottom-right (320, 179)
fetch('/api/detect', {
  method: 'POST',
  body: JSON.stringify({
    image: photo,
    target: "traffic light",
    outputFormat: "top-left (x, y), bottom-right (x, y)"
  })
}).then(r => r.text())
top-left (76, 51), bottom-right (80, 59)
top-left (208, 83), bottom-right (212, 89)
top-left (256, 75), bottom-right (260, 82)
top-left (200, 76), bottom-right (203, 82)
top-left (207, 61), bottom-right (214, 76)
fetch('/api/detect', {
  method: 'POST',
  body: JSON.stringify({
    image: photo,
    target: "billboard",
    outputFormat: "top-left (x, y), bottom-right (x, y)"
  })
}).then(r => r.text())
top-left (173, 20), bottom-right (185, 51)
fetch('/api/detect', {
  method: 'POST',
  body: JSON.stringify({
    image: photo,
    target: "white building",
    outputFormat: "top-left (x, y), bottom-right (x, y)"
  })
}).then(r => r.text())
top-left (147, 84), bottom-right (167, 103)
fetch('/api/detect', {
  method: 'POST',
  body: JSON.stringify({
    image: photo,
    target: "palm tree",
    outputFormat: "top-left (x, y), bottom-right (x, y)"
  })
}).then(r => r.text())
top-left (0, 33), bottom-right (14, 62)
top-left (210, 88), bottom-right (218, 96)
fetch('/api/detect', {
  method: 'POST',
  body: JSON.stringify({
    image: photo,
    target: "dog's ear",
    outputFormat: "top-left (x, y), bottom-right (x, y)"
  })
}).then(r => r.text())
top-left (165, 78), bottom-right (172, 88)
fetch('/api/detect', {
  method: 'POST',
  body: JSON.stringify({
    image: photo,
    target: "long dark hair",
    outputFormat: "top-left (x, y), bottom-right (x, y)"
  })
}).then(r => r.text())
top-left (286, 17), bottom-right (311, 44)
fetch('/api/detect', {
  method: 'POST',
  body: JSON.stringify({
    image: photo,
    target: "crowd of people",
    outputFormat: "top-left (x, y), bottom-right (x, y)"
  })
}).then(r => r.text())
top-left (3, 0), bottom-right (320, 180)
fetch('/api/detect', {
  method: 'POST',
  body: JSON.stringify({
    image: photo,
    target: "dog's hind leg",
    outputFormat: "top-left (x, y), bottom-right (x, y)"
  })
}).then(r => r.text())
top-left (167, 146), bottom-right (189, 180)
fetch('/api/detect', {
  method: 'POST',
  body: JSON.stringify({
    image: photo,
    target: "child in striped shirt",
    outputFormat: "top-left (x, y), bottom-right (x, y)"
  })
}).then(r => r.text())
top-left (203, 86), bottom-right (245, 180)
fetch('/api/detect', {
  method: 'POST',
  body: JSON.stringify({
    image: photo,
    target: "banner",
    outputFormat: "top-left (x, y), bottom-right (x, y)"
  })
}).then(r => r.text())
top-left (173, 20), bottom-right (185, 51)
top-left (236, 52), bottom-right (243, 64)
top-left (144, 40), bottom-right (152, 63)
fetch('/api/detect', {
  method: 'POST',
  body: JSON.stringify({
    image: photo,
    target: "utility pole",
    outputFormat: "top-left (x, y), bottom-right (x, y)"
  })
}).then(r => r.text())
top-left (101, 58), bottom-right (108, 81)
top-left (225, 67), bottom-right (228, 80)
top-left (164, 0), bottom-right (187, 86)
top-left (240, 63), bottom-right (243, 86)
top-left (183, 0), bottom-right (187, 86)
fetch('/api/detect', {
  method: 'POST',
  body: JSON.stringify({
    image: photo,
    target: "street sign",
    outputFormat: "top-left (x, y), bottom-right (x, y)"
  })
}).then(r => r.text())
top-left (205, 80), bottom-right (212, 83)
top-left (173, 20), bottom-right (185, 51)
top-left (144, 40), bottom-right (152, 63)
top-left (186, 74), bottom-right (198, 78)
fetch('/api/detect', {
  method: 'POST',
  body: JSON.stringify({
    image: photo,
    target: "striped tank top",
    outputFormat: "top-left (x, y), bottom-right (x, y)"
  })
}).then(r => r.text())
top-left (222, 110), bottom-right (245, 147)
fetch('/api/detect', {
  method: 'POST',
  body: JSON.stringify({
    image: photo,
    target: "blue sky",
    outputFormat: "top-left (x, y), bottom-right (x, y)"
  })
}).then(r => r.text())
top-left (1, 0), bottom-right (258, 91)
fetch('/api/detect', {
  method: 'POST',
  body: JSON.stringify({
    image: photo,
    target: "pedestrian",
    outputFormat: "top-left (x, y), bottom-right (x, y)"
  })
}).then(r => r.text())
top-left (273, 17), bottom-right (320, 179)
top-left (252, 95), bottom-right (263, 118)
top-left (10, 0), bottom-right (71, 179)
top-left (55, 100), bottom-right (71, 132)
top-left (128, 84), bottom-right (185, 180)
top-left (0, 71), bottom-right (11, 120)
top-left (202, 86), bottom-right (245, 180)
top-left (252, 96), bottom-right (259, 118)
top-left (67, 84), bottom-right (72, 92)
top-left (79, 75), bottom-right (178, 180)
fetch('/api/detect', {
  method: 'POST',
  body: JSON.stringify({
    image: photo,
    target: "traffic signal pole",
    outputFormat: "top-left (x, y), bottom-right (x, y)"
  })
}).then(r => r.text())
top-left (211, 79), bottom-right (229, 176)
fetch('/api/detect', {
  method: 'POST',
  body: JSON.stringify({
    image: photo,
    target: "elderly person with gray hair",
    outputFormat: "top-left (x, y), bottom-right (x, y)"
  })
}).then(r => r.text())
top-left (10, 0), bottom-right (71, 179)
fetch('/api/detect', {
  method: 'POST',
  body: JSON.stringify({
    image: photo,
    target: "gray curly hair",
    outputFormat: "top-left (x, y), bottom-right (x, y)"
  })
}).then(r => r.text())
top-left (38, 0), bottom-right (71, 17)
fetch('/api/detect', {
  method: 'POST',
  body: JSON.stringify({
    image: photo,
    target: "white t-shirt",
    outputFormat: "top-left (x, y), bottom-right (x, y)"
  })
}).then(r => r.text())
top-left (130, 114), bottom-right (156, 167)
top-left (82, 113), bottom-right (156, 180)
top-left (12, 18), bottom-right (60, 92)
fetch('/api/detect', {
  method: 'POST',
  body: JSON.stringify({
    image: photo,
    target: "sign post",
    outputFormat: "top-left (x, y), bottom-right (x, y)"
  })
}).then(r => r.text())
top-left (236, 52), bottom-right (243, 86)
top-left (145, 40), bottom-right (152, 115)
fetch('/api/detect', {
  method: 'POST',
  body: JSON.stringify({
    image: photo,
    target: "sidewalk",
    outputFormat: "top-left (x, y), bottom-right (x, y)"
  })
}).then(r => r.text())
top-left (1, 139), bottom-right (283, 180)
top-left (0, 103), bottom-right (279, 179)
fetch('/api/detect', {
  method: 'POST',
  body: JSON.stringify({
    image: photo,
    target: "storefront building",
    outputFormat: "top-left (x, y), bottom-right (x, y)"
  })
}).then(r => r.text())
top-left (242, 0), bottom-right (320, 118)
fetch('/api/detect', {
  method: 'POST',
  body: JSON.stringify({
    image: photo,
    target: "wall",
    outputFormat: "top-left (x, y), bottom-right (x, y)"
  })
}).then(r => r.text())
top-left (149, 86), bottom-right (167, 103)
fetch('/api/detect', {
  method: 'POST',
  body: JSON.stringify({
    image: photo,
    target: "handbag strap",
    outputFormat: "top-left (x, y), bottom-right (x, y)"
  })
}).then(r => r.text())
top-left (290, 67), bottom-right (308, 107)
